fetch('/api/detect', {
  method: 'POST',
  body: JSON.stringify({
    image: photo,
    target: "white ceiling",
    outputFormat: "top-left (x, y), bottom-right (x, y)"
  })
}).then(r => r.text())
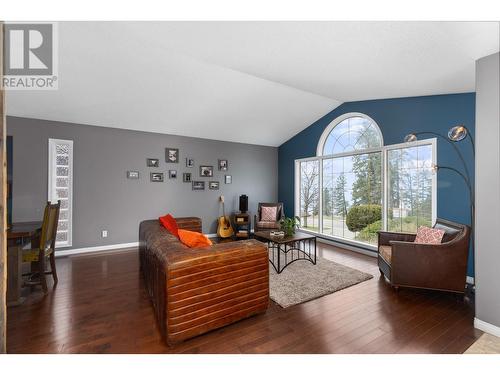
top-left (6, 21), bottom-right (499, 146)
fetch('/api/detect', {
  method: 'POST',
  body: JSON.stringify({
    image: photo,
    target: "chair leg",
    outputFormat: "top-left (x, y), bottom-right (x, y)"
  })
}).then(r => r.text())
top-left (49, 253), bottom-right (58, 285)
top-left (39, 258), bottom-right (48, 294)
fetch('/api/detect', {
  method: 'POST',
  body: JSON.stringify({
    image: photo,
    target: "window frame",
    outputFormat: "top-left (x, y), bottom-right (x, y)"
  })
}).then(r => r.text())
top-left (316, 112), bottom-right (384, 157)
top-left (48, 138), bottom-right (74, 248)
top-left (295, 114), bottom-right (437, 250)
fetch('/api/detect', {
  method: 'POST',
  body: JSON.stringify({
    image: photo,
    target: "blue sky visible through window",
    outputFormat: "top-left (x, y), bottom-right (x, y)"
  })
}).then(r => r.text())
top-left (322, 116), bottom-right (383, 155)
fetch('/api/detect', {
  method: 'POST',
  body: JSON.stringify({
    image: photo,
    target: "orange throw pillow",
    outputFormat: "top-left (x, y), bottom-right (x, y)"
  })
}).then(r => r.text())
top-left (178, 229), bottom-right (213, 248)
top-left (159, 214), bottom-right (179, 238)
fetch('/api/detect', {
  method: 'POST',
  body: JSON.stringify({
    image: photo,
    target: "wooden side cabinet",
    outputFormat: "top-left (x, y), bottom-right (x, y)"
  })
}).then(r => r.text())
top-left (233, 213), bottom-right (251, 239)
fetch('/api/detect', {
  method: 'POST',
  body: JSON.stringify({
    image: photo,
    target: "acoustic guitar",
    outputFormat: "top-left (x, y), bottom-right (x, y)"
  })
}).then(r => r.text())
top-left (217, 195), bottom-right (234, 238)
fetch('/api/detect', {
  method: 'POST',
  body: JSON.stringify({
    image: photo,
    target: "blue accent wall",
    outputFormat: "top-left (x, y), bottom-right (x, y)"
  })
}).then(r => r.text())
top-left (278, 93), bottom-right (476, 276)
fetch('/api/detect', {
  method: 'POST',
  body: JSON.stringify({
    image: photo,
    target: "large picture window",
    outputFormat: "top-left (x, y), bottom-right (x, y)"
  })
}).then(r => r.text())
top-left (296, 113), bottom-right (436, 248)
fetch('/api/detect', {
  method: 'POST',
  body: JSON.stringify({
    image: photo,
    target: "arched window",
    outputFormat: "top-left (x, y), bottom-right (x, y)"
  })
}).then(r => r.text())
top-left (317, 113), bottom-right (383, 156)
top-left (296, 112), bottom-right (436, 249)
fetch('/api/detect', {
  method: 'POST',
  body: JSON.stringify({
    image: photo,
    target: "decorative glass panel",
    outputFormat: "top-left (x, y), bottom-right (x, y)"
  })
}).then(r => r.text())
top-left (59, 199), bottom-right (69, 209)
top-left (59, 210), bottom-right (68, 220)
top-left (58, 221), bottom-right (69, 231)
top-left (56, 231), bottom-right (68, 242)
top-left (56, 144), bottom-right (69, 154)
top-left (56, 177), bottom-right (68, 187)
top-left (56, 166), bottom-right (69, 176)
top-left (49, 138), bottom-right (73, 248)
top-left (56, 188), bottom-right (68, 198)
top-left (56, 155), bottom-right (69, 165)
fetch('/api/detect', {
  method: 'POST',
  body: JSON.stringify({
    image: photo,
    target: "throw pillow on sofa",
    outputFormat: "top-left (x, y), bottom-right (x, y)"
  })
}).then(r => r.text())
top-left (178, 229), bottom-right (213, 248)
top-left (159, 214), bottom-right (179, 238)
top-left (414, 226), bottom-right (445, 244)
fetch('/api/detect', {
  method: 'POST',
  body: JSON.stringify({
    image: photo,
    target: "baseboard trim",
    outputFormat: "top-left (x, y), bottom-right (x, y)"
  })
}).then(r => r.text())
top-left (315, 237), bottom-right (377, 258)
top-left (55, 242), bottom-right (139, 257)
top-left (474, 318), bottom-right (500, 338)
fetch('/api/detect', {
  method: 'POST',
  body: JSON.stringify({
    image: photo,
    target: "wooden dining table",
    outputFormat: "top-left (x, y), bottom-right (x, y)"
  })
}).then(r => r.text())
top-left (7, 221), bottom-right (42, 306)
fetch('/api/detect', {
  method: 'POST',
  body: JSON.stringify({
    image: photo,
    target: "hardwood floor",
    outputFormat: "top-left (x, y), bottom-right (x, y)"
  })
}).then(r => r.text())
top-left (6, 243), bottom-right (481, 353)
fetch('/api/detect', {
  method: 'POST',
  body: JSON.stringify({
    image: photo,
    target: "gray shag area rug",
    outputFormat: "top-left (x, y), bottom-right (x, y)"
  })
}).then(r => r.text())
top-left (269, 257), bottom-right (373, 308)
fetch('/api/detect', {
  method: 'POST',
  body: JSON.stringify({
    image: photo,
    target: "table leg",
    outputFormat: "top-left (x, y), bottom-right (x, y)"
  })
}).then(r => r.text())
top-left (277, 243), bottom-right (281, 274)
top-left (7, 245), bottom-right (25, 306)
top-left (313, 237), bottom-right (317, 264)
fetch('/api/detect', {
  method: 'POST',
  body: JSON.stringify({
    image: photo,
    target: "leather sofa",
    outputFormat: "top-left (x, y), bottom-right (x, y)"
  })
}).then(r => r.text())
top-left (139, 217), bottom-right (269, 345)
top-left (377, 218), bottom-right (471, 294)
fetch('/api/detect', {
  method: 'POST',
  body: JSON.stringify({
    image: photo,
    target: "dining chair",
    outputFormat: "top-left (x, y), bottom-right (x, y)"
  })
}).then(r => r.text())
top-left (23, 200), bottom-right (61, 294)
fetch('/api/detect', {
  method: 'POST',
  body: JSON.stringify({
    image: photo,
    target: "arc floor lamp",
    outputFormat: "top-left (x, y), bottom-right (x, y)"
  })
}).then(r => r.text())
top-left (404, 125), bottom-right (475, 287)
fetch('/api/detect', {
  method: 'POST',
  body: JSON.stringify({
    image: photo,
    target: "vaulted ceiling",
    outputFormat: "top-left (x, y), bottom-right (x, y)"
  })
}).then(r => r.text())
top-left (6, 21), bottom-right (499, 146)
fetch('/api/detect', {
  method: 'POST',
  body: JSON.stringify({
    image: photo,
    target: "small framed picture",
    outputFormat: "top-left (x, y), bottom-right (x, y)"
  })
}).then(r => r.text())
top-left (200, 165), bottom-right (214, 177)
top-left (147, 158), bottom-right (160, 167)
top-left (225, 175), bottom-right (232, 184)
top-left (127, 171), bottom-right (139, 179)
top-left (192, 181), bottom-right (205, 191)
top-left (186, 158), bottom-right (195, 168)
top-left (218, 159), bottom-right (228, 171)
top-left (165, 148), bottom-right (179, 163)
top-left (209, 181), bottom-right (219, 190)
top-left (183, 172), bottom-right (192, 183)
top-left (168, 170), bottom-right (177, 179)
top-left (150, 172), bottom-right (164, 182)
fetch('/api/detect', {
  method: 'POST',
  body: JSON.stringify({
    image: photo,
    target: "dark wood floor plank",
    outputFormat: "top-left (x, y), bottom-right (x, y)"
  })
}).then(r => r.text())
top-left (7, 243), bottom-right (478, 354)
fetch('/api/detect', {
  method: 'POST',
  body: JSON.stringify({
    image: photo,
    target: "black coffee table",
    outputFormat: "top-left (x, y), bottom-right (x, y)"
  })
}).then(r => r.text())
top-left (253, 231), bottom-right (317, 274)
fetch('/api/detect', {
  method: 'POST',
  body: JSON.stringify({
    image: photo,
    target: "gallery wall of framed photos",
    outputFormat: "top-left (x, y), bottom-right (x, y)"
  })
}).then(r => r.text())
top-left (127, 148), bottom-right (232, 191)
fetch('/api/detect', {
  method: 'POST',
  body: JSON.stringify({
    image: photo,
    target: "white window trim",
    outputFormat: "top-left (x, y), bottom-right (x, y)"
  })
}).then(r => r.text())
top-left (48, 138), bottom-right (73, 248)
top-left (295, 138), bottom-right (437, 251)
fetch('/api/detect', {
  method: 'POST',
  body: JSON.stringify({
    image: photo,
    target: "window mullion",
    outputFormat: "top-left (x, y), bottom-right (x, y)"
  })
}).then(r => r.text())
top-left (319, 158), bottom-right (323, 233)
top-left (382, 148), bottom-right (388, 231)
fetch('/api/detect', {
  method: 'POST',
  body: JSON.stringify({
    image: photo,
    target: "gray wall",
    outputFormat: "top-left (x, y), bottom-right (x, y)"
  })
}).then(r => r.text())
top-left (7, 116), bottom-right (278, 249)
top-left (475, 52), bottom-right (500, 330)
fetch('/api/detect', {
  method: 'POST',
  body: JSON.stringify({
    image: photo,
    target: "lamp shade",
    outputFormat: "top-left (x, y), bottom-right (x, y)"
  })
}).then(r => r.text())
top-left (448, 125), bottom-right (468, 142)
top-left (404, 133), bottom-right (418, 143)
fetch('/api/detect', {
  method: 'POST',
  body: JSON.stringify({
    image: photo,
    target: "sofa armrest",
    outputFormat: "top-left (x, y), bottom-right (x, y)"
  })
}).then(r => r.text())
top-left (389, 240), bottom-right (468, 292)
top-left (377, 231), bottom-right (416, 247)
top-left (175, 217), bottom-right (202, 233)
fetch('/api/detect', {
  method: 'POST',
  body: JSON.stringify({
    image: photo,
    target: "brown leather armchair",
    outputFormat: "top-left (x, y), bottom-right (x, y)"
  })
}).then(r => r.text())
top-left (377, 218), bottom-right (471, 294)
top-left (254, 202), bottom-right (284, 232)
